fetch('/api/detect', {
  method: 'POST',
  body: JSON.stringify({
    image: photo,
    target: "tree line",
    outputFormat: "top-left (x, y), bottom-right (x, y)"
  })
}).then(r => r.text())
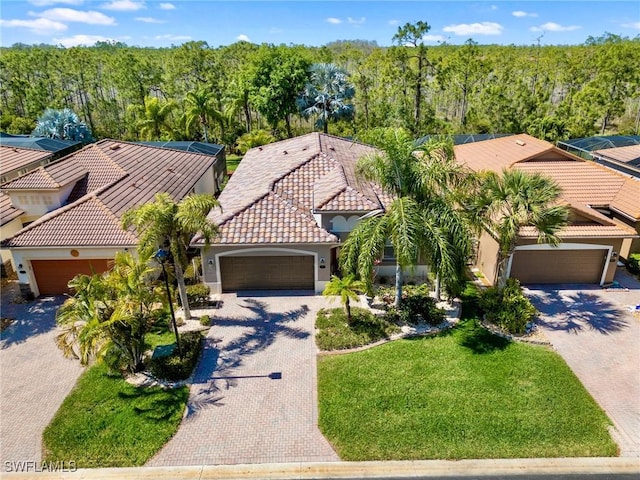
top-left (1, 26), bottom-right (638, 149)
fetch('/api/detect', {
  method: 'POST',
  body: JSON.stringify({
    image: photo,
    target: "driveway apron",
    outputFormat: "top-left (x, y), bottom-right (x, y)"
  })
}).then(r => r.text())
top-left (526, 269), bottom-right (640, 457)
top-left (148, 293), bottom-right (339, 466)
top-left (0, 286), bottom-right (84, 464)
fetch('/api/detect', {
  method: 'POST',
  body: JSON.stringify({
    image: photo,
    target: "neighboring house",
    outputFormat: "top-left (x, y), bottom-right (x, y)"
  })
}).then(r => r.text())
top-left (591, 144), bottom-right (640, 178)
top-left (195, 132), bottom-right (400, 294)
top-left (456, 134), bottom-right (639, 286)
top-left (136, 141), bottom-right (227, 193)
top-left (1, 140), bottom-right (219, 297)
top-left (0, 134), bottom-right (81, 163)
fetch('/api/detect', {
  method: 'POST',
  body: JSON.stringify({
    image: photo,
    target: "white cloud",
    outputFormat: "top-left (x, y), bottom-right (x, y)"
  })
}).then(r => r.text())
top-left (622, 21), bottom-right (640, 30)
top-left (512, 11), bottom-right (538, 18)
top-left (28, 0), bottom-right (83, 5)
top-left (155, 34), bottom-right (191, 41)
top-left (326, 17), bottom-right (341, 25)
top-left (236, 34), bottom-right (250, 42)
top-left (0, 17), bottom-right (67, 34)
top-left (101, 0), bottom-right (145, 11)
top-left (490, 5), bottom-right (498, 10)
top-left (135, 16), bottom-right (165, 24)
top-left (422, 34), bottom-right (445, 43)
top-left (159, 2), bottom-right (175, 10)
top-left (530, 22), bottom-right (581, 32)
top-left (54, 34), bottom-right (113, 47)
top-left (443, 22), bottom-right (503, 36)
top-left (347, 17), bottom-right (366, 25)
top-left (388, 19), bottom-right (399, 26)
top-left (33, 8), bottom-right (116, 25)
top-left (269, 27), bottom-right (283, 34)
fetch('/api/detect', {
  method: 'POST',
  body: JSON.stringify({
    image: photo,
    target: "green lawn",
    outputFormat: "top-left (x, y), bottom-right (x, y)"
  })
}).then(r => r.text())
top-left (43, 363), bottom-right (189, 467)
top-left (318, 289), bottom-right (617, 460)
top-left (226, 154), bottom-right (242, 174)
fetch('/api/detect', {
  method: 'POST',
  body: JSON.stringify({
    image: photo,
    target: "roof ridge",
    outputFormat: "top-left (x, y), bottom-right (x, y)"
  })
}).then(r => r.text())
top-left (93, 142), bottom-right (129, 175)
top-left (94, 196), bottom-right (138, 244)
top-left (270, 190), bottom-right (337, 239)
top-left (40, 166), bottom-right (60, 188)
top-left (107, 138), bottom-right (221, 160)
top-left (217, 191), bottom-right (272, 228)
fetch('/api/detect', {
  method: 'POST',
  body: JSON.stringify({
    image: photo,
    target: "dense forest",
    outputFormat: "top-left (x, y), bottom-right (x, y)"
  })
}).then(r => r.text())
top-left (1, 28), bottom-right (638, 151)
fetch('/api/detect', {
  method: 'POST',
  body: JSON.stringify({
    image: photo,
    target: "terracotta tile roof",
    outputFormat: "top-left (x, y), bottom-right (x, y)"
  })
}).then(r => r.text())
top-left (593, 145), bottom-right (640, 166)
top-left (4, 140), bottom-right (216, 248)
top-left (520, 224), bottom-right (637, 238)
top-left (0, 192), bottom-right (24, 226)
top-left (455, 134), bottom-right (558, 172)
top-left (611, 178), bottom-right (640, 219)
top-left (201, 133), bottom-right (380, 245)
top-left (0, 146), bottom-right (52, 176)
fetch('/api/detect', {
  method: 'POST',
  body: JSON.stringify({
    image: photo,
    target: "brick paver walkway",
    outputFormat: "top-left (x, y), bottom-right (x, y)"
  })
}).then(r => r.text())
top-left (0, 284), bottom-right (84, 464)
top-left (526, 269), bottom-right (640, 457)
top-left (148, 293), bottom-right (339, 466)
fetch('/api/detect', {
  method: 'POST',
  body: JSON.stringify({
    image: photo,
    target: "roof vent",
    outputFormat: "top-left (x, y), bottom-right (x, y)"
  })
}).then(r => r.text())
top-left (515, 139), bottom-right (526, 146)
top-left (283, 150), bottom-right (288, 155)
top-left (329, 146), bottom-right (335, 151)
top-left (258, 147), bottom-right (263, 151)
top-left (109, 144), bottom-right (122, 151)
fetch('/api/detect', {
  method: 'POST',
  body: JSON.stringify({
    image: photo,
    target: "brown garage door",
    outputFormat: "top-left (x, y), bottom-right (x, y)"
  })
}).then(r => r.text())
top-left (510, 248), bottom-right (607, 284)
top-left (220, 256), bottom-right (314, 291)
top-left (32, 259), bottom-right (112, 295)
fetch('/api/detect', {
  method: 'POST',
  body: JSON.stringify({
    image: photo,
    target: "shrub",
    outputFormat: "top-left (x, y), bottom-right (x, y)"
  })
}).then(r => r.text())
top-left (627, 253), bottom-right (640, 275)
top-left (175, 283), bottom-right (211, 308)
top-left (199, 315), bottom-right (210, 326)
top-left (315, 307), bottom-right (400, 351)
top-left (479, 278), bottom-right (537, 334)
top-left (377, 284), bottom-right (445, 326)
top-left (147, 331), bottom-right (204, 381)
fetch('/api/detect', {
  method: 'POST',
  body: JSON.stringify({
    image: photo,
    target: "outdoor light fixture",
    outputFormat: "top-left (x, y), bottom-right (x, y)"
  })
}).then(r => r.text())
top-left (153, 248), bottom-right (183, 358)
top-left (319, 258), bottom-right (326, 269)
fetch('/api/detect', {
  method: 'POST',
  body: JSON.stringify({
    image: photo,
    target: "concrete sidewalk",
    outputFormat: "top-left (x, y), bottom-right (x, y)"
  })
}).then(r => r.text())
top-left (3, 457), bottom-right (639, 479)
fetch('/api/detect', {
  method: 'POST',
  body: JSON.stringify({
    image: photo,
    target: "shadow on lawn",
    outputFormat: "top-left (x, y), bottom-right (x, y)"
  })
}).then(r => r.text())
top-left (455, 320), bottom-right (510, 354)
top-left (118, 385), bottom-right (187, 422)
top-left (183, 299), bottom-right (310, 420)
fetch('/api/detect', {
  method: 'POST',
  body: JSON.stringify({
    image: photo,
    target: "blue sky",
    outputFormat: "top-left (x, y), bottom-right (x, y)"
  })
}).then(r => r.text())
top-left (1, 1), bottom-right (638, 48)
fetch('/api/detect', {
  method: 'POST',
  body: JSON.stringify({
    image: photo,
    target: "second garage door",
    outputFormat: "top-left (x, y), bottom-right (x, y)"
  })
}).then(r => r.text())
top-left (220, 255), bottom-right (314, 291)
top-left (510, 248), bottom-right (607, 284)
top-left (32, 259), bottom-right (112, 295)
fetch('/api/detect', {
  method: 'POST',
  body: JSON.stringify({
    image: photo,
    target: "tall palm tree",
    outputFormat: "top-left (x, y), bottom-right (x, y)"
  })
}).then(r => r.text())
top-left (121, 192), bottom-right (220, 320)
top-left (341, 129), bottom-right (473, 305)
top-left (323, 274), bottom-right (367, 324)
top-left (470, 169), bottom-right (569, 288)
top-left (185, 89), bottom-right (221, 143)
top-left (134, 97), bottom-right (177, 140)
top-left (297, 63), bottom-right (355, 134)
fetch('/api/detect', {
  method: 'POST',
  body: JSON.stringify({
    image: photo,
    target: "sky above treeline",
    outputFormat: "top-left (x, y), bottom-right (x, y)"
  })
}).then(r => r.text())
top-left (1, 0), bottom-right (639, 48)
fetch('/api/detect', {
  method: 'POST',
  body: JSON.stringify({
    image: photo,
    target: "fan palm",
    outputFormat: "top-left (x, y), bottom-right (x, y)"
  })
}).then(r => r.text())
top-left (470, 169), bottom-right (569, 287)
top-left (32, 108), bottom-right (93, 142)
top-left (122, 192), bottom-right (220, 320)
top-left (185, 89), bottom-right (222, 143)
top-left (297, 63), bottom-right (355, 134)
top-left (323, 274), bottom-right (367, 324)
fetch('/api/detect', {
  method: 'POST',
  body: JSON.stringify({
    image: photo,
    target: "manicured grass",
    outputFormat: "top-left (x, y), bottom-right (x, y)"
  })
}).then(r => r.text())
top-left (316, 307), bottom-right (400, 351)
top-left (226, 154), bottom-right (242, 174)
top-left (318, 318), bottom-right (617, 460)
top-left (43, 363), bottom-right (189, 467)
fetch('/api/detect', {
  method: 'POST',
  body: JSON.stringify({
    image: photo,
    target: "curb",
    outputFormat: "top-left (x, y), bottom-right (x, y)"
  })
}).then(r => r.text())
top-left (4, 457), bottom-right (639, 479)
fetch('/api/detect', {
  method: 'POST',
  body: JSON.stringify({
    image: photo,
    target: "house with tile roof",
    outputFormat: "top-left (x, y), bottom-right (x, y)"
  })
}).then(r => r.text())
top-left (194, 132), bottom-right (405, 294)
top-left (455, 134), bottom-right (639, 285)
top-left (1, 140), bottom-right (220, 296)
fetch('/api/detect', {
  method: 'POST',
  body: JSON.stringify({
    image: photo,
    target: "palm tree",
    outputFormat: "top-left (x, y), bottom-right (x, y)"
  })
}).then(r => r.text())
top-left (135, 97), bottom-right (177, 140)
top-left (185, 89), bottom-right (221, 143)
top-left (297, 63), bottom-right (355, 134)
top-left (323, 275), bottom-right (366, 324)
top-left (55, 252), bottom-right (161, 373)
top-left (121, 192), bottom-right (220, 320)
top-left (341, 129), bottom-right (473, 305)
top-left (32, 108), bottom-right (93, 143)
top-left (470, 169), bottom-right (569, 288)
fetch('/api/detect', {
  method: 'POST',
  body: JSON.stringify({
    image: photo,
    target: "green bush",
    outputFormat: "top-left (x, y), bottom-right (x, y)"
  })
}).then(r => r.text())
top-left (175, 283), bottom-right (211, 307)
top-left (479, 278), bottom-right (537, 334)
top-left (378, 284), bottom-right (445, 326)
top-left (199, 315), bottom-right (210, 326)
top-left (148, 331), bottom-right (204, 381)
top-left (315, 307), bottom-right (400, 351)
top-left (627, 253), bottom-right (640, 274)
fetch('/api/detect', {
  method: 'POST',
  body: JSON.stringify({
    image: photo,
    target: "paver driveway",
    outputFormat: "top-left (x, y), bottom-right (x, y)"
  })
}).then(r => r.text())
top-left (0, 284), bottom-right (84, 464)
top-left (526, 269), bottom-right (640, 457)
top-left (148, 292), bottom-right (339, 466)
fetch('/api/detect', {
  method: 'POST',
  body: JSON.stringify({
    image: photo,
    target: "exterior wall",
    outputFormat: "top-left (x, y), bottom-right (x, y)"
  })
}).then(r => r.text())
top-left (193, 165), bottom-right (217, 196)
top-left (6, 183), bottom-right (76, 218)
top-left (476, 230), bottom-right (500, 284)
top-left (11, 246), bottom-right (129, 297)
top-left (0, 217), bottom-right (23, 268)
top-left (610, 215), bottom-right (640, 257)
top-left (201, 244), bottom-right (336, 294)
